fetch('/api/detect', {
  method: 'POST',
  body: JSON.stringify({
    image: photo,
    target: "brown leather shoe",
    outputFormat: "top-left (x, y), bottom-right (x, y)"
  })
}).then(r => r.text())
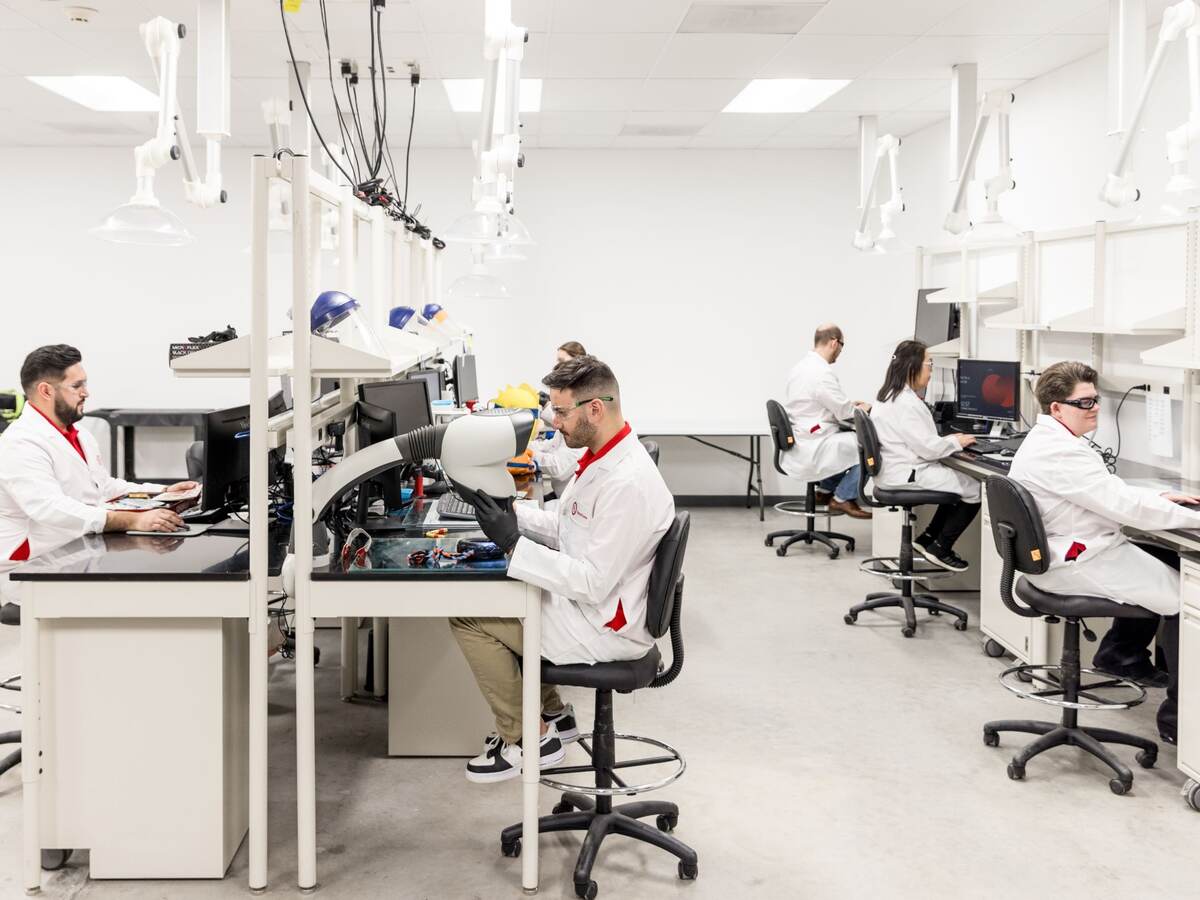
top-left (829, 497), bottom-right (872, 519)
top-left (813, 490), bottom-right (833, 508)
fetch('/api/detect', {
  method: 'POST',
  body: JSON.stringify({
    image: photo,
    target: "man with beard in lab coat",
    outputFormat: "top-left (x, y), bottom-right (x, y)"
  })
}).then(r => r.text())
top-left (450, 355), bottom-right (674, 783)
top-left (0, 345), bottom-right (196, 580)
top-left (783, 323), bottom-right (873, 518)
top-left (1009, 360), bottom-right (1200, 743)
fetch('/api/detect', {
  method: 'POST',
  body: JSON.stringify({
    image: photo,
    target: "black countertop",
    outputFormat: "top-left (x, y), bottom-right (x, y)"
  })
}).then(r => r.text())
top-left (313, 532), bottom-right (510, 581)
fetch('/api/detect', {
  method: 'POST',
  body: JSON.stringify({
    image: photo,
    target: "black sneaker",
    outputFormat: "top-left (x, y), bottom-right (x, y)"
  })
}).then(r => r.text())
top-left (542, 704), bottom-right (579, 743)
top-left (1092, 661), bottom-right (1170, 689)
top-left (917, 542), bottom-right (969, 572)
top-left (465, 724), bottom-right (566, 784)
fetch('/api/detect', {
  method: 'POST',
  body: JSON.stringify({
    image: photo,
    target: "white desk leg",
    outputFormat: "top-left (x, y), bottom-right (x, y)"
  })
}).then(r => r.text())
top-left (20, 585), bottom-right (40, 895)
top-left (249, 595), bottom-right (269, 892)
top-left (339, 617), bottom-right (356, 700)
top-left (296, 613), bottom-right (318, 891)
top-left (372, 617), bottom-right (387, 699)
top-left (521, 586), bottom-right (542, 893)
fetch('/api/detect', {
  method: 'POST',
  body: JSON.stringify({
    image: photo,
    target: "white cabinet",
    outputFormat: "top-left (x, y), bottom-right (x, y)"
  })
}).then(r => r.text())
top-left (1179, 560), bottom-right (1200, 783)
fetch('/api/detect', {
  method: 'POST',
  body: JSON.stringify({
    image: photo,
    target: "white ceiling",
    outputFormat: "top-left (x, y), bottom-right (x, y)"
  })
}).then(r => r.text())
top-left (0, 0), bottom-right (1175, 151)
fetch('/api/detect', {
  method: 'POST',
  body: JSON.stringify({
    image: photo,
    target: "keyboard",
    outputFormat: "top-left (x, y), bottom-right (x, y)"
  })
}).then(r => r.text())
top-left (436, 491), bottom-right (478, 521)
top-left (957, 450), bottom-right (1012, 471)
top-left (970, 434), bottom-right (1028, 455)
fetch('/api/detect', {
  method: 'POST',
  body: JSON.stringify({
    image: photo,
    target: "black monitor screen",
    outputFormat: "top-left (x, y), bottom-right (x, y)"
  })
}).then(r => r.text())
top-left (914, 288), bottom-right (959, 348)
top-left (201, 392), bottom-right (287, 511)
top-left (454, 354), bottom-right (479, 405)
top-left (407, 368), bottom-right (443, 405)
top-left (358, 379), bottom-right (433, 436)
top-left (956, 359), bottom-right (1020, 423)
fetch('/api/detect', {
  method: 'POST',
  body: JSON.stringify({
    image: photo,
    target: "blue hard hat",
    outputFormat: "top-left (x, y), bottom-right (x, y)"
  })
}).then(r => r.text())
top-left (422, 303), bottom-right (443, 320)
top-left (388, 306), bottom-right (416, 330)
top-left (311, 290), bottom-right (359, 334)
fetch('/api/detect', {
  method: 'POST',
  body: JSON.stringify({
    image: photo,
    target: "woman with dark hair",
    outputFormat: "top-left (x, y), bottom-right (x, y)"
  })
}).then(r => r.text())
top-left (869, 340), bottom-right (980, 571)
top-left (533, 341), bottom-right (589, 497)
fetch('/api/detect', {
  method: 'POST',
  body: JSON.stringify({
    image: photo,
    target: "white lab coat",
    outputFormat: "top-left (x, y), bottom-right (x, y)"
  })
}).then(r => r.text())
top-left (0, 404), bottom-right (160, 575)
top-left (869, 386), bottom-right (980, 503)
top-left (509, 425), bottom-right (674, 665)
top-left (531, 401), bottom-right (584, 496)
top-left (1008, 414), bottom-right (1200, 614)
top-left (780, 351), bottom-right (859, 481)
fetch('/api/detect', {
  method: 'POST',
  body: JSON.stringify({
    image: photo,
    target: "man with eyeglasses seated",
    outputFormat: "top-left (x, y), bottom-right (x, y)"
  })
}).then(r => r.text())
top-left (1009, 360), bottom-right (1200, 744)
top-left (450, 355), bottom-right (675, 783)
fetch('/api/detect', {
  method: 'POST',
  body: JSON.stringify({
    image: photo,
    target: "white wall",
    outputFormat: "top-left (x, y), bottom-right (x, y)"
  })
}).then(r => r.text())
top-left (894, 30), bottom-right (1197, 470)
top-left (0, 145), bottom-right (913, 495)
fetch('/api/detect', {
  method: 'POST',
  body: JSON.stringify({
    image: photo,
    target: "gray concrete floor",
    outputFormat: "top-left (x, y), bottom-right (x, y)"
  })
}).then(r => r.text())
top-left (0, 507), bottom-right (1195, 899)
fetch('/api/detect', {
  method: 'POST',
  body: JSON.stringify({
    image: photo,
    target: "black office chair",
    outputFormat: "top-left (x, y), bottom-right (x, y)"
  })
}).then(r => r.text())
top-left (0, 602), bottom-right (73, 871)
top-left (185, 440), bottom-right (204, 481)
top-left (763, 400), bottom-right (855, 560)
top-left (500, 512), bottom-right (697, 900)
top-left (640, 439), bottom-right (660, 467)
top-left (981, 475), bottom-right (1158, 794)
top-left (843, 407), bottom-right (968, 636)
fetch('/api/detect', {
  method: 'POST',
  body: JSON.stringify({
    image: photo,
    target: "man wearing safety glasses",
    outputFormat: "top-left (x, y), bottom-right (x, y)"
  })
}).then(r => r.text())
top-left (1009, 360), bottom-right (1200, 744)
top-left (450, 355), bottom-right (674, 783)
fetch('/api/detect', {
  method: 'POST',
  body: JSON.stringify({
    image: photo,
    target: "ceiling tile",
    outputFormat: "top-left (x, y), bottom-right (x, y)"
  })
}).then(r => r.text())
top-left (0, 0), bottom-right (160, 31)
top-left (624, 109), bottom-right (716, 128)
top-left (696, 112), bottom-right (796, 138)
top-left (0, 6), bottom-right (35, 30)
top-left (539, 79), bottom-right (645, 111)
top-left (903, 77), bottom-right (1022, 112)
top-left (611, 134), bottom-right (693, 149)
top-left (772, 111), bottom-right (862, 136)
top-left (877, 109), bottom-right (946, 136)
top-left (678, 3), bottom-right (824, 35)
top-left (687, 134), bottom-right (771, 149)
top-left (864, 34), bottom-right (1038, 79)
top-left (927, 0), bottom-right (1101, 36)
top-left (649, 34), bottom-right (792, 78)
top-left (1055, 0), bottom-right (1173, 33)
top-left (759, 133), bottom-right (856, 149)
top-left (0, 28), bottom-right (91, 76)
top-left (547, 34), bottom-right (671, 78)
top-left (803, 0), bottom-right (971, 36)
top-left (414, 0), bottom-right (551, 34)
top-left (813, 79), bottom-right (943, 112)
top-left (233, 30), bottom-right (315, 77)
top-left (984, 33), bottom-right (1106, 80)
top-left (537, 110), bottom-right (629, 135)
top-left (759, 34), bottom-right (915, 78)
top-left (424, 32), bottom-right (548, 78)
top-left (634, 79), bottom-right (746, 111)
top-left (550, 0), bottom-right (693, 34)
top-left (538, 134), bottom-right (614, 148)
top-left (300, 28), bottom-right (431, 71)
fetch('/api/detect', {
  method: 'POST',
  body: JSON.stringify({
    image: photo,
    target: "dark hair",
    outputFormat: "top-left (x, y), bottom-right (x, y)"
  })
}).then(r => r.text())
top-left (20, 344), bottom-right (82, 396)
top-left (543, 354), bottom-right (620, 405)
top-left (558, 340), bottom-right (587, 358)
top-left (1035, 360), bottom-right (1098, 413)
top-left (876, 340), bottom-right (928, 403)
top-left (813, 324), bottom-right (843, 347)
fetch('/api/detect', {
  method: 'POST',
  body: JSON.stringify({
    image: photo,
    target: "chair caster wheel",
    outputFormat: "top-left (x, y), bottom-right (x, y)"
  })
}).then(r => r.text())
top-left (575, 879), bottom-right (598, 899)
top-left (776, 547), bottom-right (788, 557)
top-left (1017, 670), bottom-right (1033, 683)
top-left (984, 638), bottom-right (1006, 658)
top-left (843, 613), bottom-right (856, 625)
top-left (827, 550), bottom-right (840, 560)
top-left (656, 813), bottom-right (678, 833)
top-left (1110, 778), bottom-right (1131, 796)
top-left (846, 540), bottom-right (855, 552)
top-left (1185, 779), bottom-right (1200, 811)
top-left (501, 839), bottom-right (521, 858)
top-left (1137, 750), bottom-right (1157, 769)
top-left (764, 537), bottom-right (773, 547)
top-left (1007, 763), bottom-right (1024, 781)
top-left (901, 626), bottom-right (915, 638)
top-left (678, 861), bottom-right (698, 881)
top-left (954, 620), bottom-right (968, 631)
top-left (40, 849), bottom-right (73, 871)
top-left (983, 729), bottom-right (999, 747)
top-left (928, 608), bottom-right (940, 616)
top-left (552, 800), bottom-right (573, 814)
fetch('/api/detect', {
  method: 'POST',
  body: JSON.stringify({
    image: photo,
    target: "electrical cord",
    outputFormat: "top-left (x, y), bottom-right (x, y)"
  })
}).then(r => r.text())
top-left (318, 0), bottom-right (362, 185)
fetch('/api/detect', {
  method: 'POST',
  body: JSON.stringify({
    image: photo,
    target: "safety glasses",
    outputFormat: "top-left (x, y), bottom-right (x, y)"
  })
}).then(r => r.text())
top-left (1059, 396), bottom-right (1100, 410)
top-left (550, 396), bottom-right (613, 419)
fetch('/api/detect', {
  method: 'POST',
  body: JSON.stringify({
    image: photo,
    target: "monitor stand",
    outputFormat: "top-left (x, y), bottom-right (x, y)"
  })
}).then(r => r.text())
top-left (988, 421), bottom-right (1008, 437)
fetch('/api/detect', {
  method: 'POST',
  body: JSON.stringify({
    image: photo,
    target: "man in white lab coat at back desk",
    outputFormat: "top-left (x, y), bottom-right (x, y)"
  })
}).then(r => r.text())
top-left (450, 355), bottom-right (674, 783)
top-left (782, 323), bottom-right (872, 518)
top-left (1009, 360), bottom-right (1200, 743)
top-left (0, 344), bottom-right (195, 587)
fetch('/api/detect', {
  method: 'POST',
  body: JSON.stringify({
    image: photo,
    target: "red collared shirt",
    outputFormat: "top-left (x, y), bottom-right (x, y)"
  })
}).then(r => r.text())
top-left (574, 421), bottom-right (632, 479)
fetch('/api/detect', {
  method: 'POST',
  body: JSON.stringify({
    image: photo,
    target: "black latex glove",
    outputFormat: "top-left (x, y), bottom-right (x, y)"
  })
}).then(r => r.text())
top-left (454, 484), bottom-right (520, 553)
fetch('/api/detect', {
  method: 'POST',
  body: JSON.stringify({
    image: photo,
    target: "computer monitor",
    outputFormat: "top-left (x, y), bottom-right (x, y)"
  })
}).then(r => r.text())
top-left (201, 392), bottom-right (287, 512)
top-left (914, 288), bottom-right (960, 348)
top-left (956, 359), bottom-right (1020, 424)
top-left (453, 353), bottom-right (478, 406)
top-left (355, 400), bottom-right (406, 509)
top-left (407, 368), bottom-right (443, 405)
top-left (358, 379), bottom-right (433, 435)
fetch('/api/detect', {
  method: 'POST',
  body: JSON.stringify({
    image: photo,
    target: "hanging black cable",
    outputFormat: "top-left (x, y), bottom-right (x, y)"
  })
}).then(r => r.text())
top-left (318, 0), bottom-right (362, 184)
top-left (403, 78), bottom-right (418, 214)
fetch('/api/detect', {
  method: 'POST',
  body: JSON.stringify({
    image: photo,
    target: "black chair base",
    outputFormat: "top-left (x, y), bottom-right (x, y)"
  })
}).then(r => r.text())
top-left (844, 590), bottom-right (968, 638)
top-left (764, 483), bottom-right (855, 559)
top-left (983, 718), bottom-right (1157, 795)
top-left (500, 794), bottom-right (697, 899)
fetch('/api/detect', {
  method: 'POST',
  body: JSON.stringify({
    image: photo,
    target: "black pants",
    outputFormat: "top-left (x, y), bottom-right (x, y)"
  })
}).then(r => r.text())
top-left (921, 500), bottom-right (981, 552)
top-left (1092, 541), bottom-right (1178, 735)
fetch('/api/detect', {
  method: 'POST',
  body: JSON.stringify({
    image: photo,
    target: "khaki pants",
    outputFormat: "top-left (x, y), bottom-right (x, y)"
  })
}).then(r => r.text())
top-left (449, 617), bottom-right (565, 744)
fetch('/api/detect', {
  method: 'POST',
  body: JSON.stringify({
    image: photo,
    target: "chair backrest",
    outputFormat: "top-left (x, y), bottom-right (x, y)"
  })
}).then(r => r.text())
top-left (646, 511), bottom-right (690, 640)
top-left (983, 474), bottom-right (1050, 618)
top-left (765, 400), bottom-right (795, 474)
top-left (185, 440), bottom-right (205, 481)
top-left (640, 439), bottom-right (660, 467)
top-left (851, 407), bottom-right (883, 508)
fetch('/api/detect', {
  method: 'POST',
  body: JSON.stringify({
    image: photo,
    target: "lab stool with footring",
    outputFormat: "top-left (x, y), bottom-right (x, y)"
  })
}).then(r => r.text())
top-left (499, 512), bottom-right (697, 900)
top-left (763, 400), bottom-right (855, 560)
top-left (0, 602), bottom-right (74, 871)
top-left (842, 407), bottom-right (968, 636)
top-left (981, 475), bottom-right (1158, 794)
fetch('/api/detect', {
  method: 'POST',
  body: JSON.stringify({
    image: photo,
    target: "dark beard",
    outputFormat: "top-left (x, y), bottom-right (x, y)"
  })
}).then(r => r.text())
top-left (54, 395), bottom-right (82, 427)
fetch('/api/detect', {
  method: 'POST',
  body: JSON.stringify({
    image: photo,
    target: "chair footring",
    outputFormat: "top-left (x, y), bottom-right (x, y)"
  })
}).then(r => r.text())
top-left (997, 665), bottom-right (1146, 710)
top-left (858, 556), bottom-right (955, 581)
top-left (539, 733), bottom-right (686, 796)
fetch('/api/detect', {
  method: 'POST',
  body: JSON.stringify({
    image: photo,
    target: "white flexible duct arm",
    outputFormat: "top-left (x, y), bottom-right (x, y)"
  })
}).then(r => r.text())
top-left (1102, 0), bottom-right (1199, 206)
top-left (853, 134), bottom-right (901, 250)
top-left (131, 17), bottom-right (182, 204)
top-left (944, 90), bottom-right (1014, 235)
top-left (1166, 21), bottom-right (1200, 193)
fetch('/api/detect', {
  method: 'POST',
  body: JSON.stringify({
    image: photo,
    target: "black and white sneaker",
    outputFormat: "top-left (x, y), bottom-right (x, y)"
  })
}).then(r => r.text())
top-left (912, 533), bottom-right (935, 559)
top-left (542, 704), bottom-right (579, 743)
top-left (465, 724), bottom-right (566, 784)
top-left (917, 542), bottom-right (969, 572)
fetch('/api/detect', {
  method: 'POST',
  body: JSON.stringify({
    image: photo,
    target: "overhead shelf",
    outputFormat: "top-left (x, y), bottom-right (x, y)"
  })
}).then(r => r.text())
top-left (983, 306), bottom-right (1048, 331)
top-left (928, 337), bottom-right (961, 358)
top-left (925, 281), bottom-right (1019, 305)
top-left (1142, 336), bottom-right (1200, 369)
top-left (170, 331), bottom-right (450, 379)
top-left (1043, 306), bottom-right (1185, 336)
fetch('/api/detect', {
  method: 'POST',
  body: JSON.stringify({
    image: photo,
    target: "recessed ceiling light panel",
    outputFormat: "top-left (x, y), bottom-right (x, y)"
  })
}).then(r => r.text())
top-left (723, 78), bottom-right (850, 113)
top-left (27, 75), bottom-right (159, 112)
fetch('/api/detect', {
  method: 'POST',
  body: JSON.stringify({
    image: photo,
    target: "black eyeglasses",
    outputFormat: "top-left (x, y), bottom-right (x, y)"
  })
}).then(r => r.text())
top-left (1059, 396), bottom-right (1100, 410)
